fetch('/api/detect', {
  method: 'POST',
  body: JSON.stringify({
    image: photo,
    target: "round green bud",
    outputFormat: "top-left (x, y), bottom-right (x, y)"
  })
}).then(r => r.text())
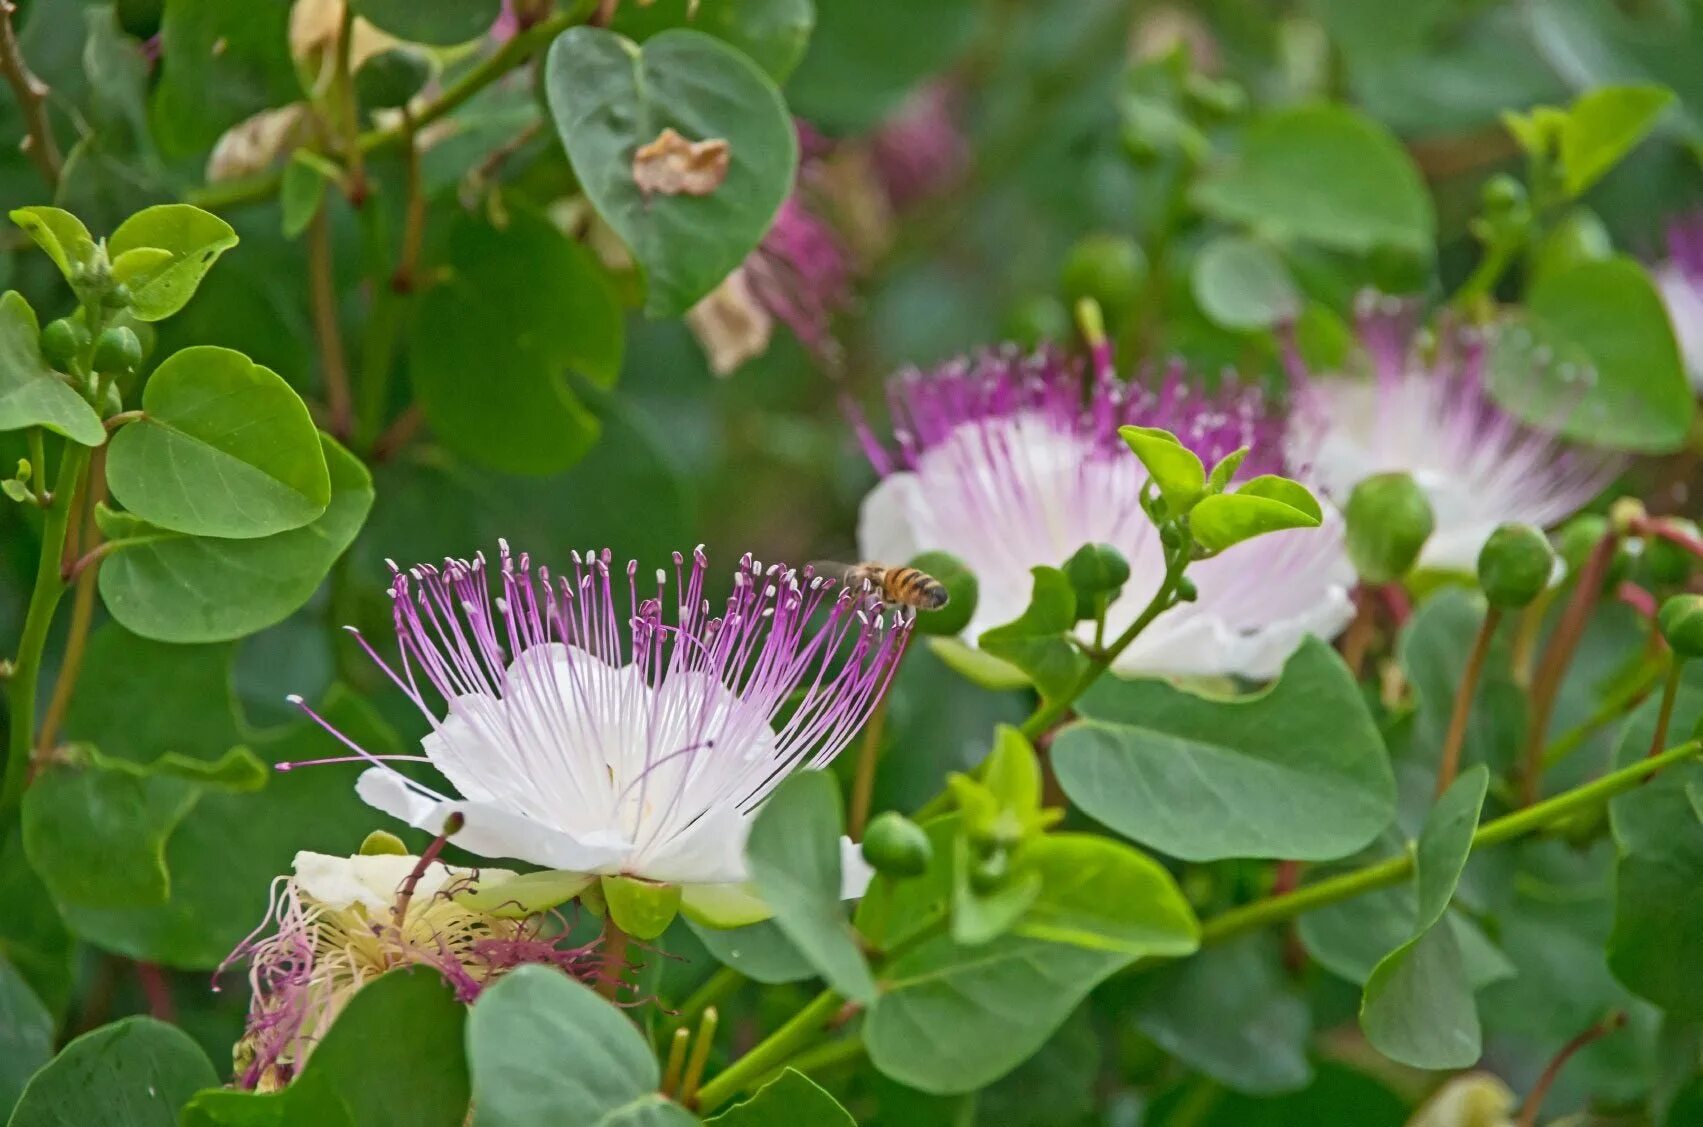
top-left (1158, 522), bottom-right (1183, 551)
top-left (860, 812), bottom-right (933, 879)
top-left (355, 48), bottom-right (433, 111)
top-left (39, 317), bottom-right (86, 370)
top-left (1556, 513), bottom-right (1608, 575)
top-left (100, 281), bottom-right (133, 310)
top-left (1481, 173), bottom-right (1527, 215)
top-left (91, 326), bottom-right (142, 374)
top-left (1476, 523), bottom-right (1554, 609)
top-left (1001, 295), bottom-right (1071, 349)
top-left (1064, 542), bottom-right (1131, 601)
top-left (1643, 519), bottom-right (1701, 586)
top-left (1658, 594), bottom-right (1703, 660)
top-left (1173, 575), bottom-right (1198, 603)
top-left (1060, 234), bottom-right (1146, 328)
top-left (1344, 472), bottom-right (1435, 583)
top-left (968, 847), bottom-right (1009, 894)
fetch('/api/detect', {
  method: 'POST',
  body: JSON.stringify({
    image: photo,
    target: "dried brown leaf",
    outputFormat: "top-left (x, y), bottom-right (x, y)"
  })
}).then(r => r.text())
top-left (632, 128), bottom-right (731, 198)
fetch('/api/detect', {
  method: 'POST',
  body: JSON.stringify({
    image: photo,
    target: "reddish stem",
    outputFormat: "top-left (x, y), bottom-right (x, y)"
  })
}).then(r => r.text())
top-left (135, 962), bottom-right (175, 1022)
top-left (1437, 607), bottom-right (1501, 798)
top-left (1521, 531), bottom-right (1617, 805)
top-left (1516, 1011), bottom-right (1626, 1127)
top-left (391, 812), bottom-right (462, 930)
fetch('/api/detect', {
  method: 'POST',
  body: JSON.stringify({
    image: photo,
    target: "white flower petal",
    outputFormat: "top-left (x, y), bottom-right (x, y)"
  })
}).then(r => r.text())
top-left (856, 471), bottom-right (925, 568)
top-left (839, 836), bottom-right (874, 899)
top-left (354, 768), bottom-right (631, 872)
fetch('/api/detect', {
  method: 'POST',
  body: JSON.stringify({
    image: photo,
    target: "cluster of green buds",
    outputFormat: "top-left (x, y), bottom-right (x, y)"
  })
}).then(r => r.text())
top-left (944, 727), bottom-right (1064, 945)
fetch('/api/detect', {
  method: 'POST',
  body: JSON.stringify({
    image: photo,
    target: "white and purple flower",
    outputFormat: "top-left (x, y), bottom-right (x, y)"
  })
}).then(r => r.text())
top-left (1286, 299), bottom-right (1619, 573)
top-left (1653, 212), bottom-right (1703, 392)
top-left (854, 347), bottom-right (1355, 680)
top-left (291, 544), bottom-right (907, 925)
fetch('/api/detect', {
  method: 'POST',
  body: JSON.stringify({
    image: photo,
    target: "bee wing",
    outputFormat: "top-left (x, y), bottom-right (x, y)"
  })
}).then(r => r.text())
top-left (806, 560), bottom-right (858, 585)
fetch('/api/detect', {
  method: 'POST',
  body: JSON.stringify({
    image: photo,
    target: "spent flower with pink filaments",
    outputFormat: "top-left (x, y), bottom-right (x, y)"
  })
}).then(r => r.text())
top-left (854, 345), bottom-right (1355, 679)
top-left (288, 544), bottom-right (908, 923)
top-left (218, 850), bottom-right (598, 1091)
top-left (1285, 296), bottom-right (1620, 573)
top-left (867, 82), bottom-right (971, 211)
top-left (1653, 211), bottom-right (1703, 392)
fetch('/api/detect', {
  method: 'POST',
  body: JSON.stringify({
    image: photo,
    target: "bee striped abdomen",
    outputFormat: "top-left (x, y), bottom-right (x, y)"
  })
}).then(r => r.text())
top-left (885, 567), bottom-right (949, 610)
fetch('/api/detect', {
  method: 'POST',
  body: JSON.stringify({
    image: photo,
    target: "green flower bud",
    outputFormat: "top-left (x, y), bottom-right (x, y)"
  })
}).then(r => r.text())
top-left (1658, 594), bottom-right (1703, 660)
top-left (91, 326), bottom-right (142, 374)
top-left (861, 812), bottom-right (933, 879)
top-left (1173, 575), bottom-right (1198, 603)
top-left (1477, 523), bottom-right (1554, 609)
top-left (1060, 234), bottom-right (1146, 329)
top-left (1555, 513), bottom-right (1608, 574)
top-left (1643, 519), bottom-right (1701, 586)
top-left (355, 48), bottom-right (433, 111)
top-left (1158, 522), bottom-right (1183, 551)
top-left (968, 847), bottom-right (1009, 894)
top-left (1064, 542), bottom-right (1131, 606)
top-left (1002, 294), bottom-right (1071, 348)
top-left (1344, 472), bottom-right (1434, 583)
top-left (39, 317), bottom-right (86, 370)
top-left (1481, 173), bottom-right (1527, 216)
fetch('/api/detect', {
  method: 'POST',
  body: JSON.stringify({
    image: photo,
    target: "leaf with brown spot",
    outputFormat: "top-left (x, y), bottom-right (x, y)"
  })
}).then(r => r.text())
top-left (632, 127), bottom-right (732, 198)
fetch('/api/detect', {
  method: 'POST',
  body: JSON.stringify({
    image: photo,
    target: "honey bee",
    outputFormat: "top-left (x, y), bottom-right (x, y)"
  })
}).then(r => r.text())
top-left (813, 561), bottom-right (950, 611)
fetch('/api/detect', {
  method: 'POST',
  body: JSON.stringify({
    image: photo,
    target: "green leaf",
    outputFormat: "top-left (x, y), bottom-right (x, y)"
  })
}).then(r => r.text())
top-left (350, 0), bottom-right (499, 45)
top-left (10, 1017), bottom-right (216, 1127)
top-left (98, 435), bottom-right (372, 643)
top-left (545, 28), bottom-right (797, 316)
top-left (184, 969), bottom-right (469, 1127)
top-left (1134, 936), bottom-right (1313, 1095)
top-left (149, 0), bottom-right (299, 159)
top-left (0, 291), bottom-right (104, 445)
top-left (611, 0), bottom-right (816, 83)
top-left (106, 346), bottom-right (330, 538)
top-left (1607, 669), bottom-right (1703, 1018)
top-left (1399, 589), bottom-right (1525, 777)
top-left (1193, 105), bottom-right (1435, 256)
top-left (467, 965), bottom-right (695, 1126)
top-left (1117, 425), bottom-right (1205, 512)
top-left (1359, 766), bottom-right (1489, 1069)
top-left (978, 567), bottom-right (1088, 700)
top-left (1052, 637), bottom-right (1394, 861)
top-left (786, 0), bottom-right (976, 131)
top-left (21, 745), bottom-right (203, 909)
top-left (1013, 834), bottom-right (1199, 958)
top-left (8, 207), bottom-right (96, 283)
top-left (0, 958), bottom-right (53, 1120)
top-left (1189, 476), bottom-right (1322, 553)
top-left (279, 152), bottom-right (330, 238)
top-left (1560, 84), bottom-right (1674, 197)
top-left (1191, 235), bottom-right (1300, 331)
top-left (686, 918), bottom-right (814, 984)
top-left (410, 208), bottom-right (622, 474)
top-left (107, 205), bottom-right (239, 321)
top-left (706, 1069), bottom-right (854, 1126)
top-left (1490, 256), bottom-right (1694, 453)
top-left (745, 771), bottom-right (875, 1003)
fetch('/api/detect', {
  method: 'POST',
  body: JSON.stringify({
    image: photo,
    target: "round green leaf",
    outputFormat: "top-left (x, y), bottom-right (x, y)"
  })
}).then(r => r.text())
top-left (97, 435), bottom-right (372, 643)
top-left (1560, 84), bottom-right (1674, 197)
top-left (410, 209), bottom-right (622, 475)
top-left (545, 27), bottom-right (797, 317)
top-left (350, 0), bottom-right (499, 45)
top-left (611, 0), bottom-right (816, 83)
top-left (0, 291), bottom-right (105, 445)
top-left (1192, 105), bottom-right (1435, 256)
top-left (0, 959), bottom-right (54, 1119)
top-left (108, 204), bottom-right (239, 321)
top-left (745, 770), bottom-right (875, 1003)
top-left (10, 1017), bottom-right (217, 1127)
top-left (1191, 235), bottom-right (1301, 331)
top-left (685, 917), bottom-right (814, 983)
top-left (468, 965), bottom-right (695, 1126)
top-left (1013, 834), bottom-right (1199, 958)
top-left (1490, 256), bottom-right (1694, 453)
top-left (107, 345), bottom-right (330, 538)
top-left (1052, 638), bottom-right (1395, 861)
top-left (706, 1070), bottom-right (854, 1126)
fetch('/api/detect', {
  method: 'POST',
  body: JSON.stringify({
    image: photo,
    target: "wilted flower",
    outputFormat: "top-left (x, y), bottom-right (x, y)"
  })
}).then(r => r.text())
top-left (293, 544), bottom-right (906, 926)
top-left (854, 346), bottom-right (1354, 679)
top-left (1287, 298), bottom-right (1618, 573)
top-left (688, 127), bottom-right (853, 375)
top-left (220, 850), bottom-right (595, 1091)
top-left (1653, 212), bottom-right (1703, 391)
top-left (867, 82), bottom-right (970, 212)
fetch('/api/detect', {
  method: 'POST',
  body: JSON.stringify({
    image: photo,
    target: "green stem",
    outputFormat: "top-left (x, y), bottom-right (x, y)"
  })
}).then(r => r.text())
top-left (1199, 739), bottom-right (1702, 946)
top-left (1647, 663), bottom-right (1683, 760)
top-left (675, 965), bottom-right (743, 1028)
top-left (1541, 657), bottom-right (1667, 770)
top-left (1018, 546), bottom-right (1188, 741)
top-left (692, 988), bottom-right (843, 1113)
top-left (185, 4), bottom-right (594, 212)
top-left (3, 441), bottom-right (93, 821)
